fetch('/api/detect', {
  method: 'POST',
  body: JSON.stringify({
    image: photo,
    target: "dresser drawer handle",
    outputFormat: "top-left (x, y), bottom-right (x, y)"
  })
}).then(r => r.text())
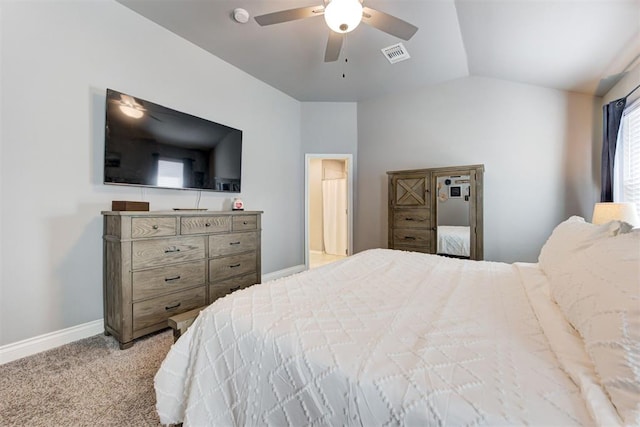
top-left (165, 302), bottom-right (181, 310)
top-left (229, 263), bottom-right (241, 268)
top-left (404, 217), bottom-right (415, 221)
top-left (164, 275), bottom-right (181, 282)
top-left (229, 286), bottom-right (241, 292)
top-left (164, 246), bottom-right (181, 253)
top-left (243, 221), bottom-right (248, 225)
top-left (152, 225), bottom-right (159, 230)
top-left (229, 241), bottom-right (241, 245)
top-left (403, 236), bottom-right (416, 240)
top-left (205, 223), bottom-right (211, 227)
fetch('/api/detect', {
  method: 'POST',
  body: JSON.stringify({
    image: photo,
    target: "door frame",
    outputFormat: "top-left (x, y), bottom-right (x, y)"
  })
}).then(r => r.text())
top-left (304, 153), bottom-right (354, 270)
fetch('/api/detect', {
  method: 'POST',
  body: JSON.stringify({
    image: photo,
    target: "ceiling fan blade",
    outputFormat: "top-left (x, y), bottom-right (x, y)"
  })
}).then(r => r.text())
top-left (362, 6), bottom-right (418, 41)
top-left (254, 5), bottom-right (324, 26)
top-left (324, 31), bottom-right (343, 62)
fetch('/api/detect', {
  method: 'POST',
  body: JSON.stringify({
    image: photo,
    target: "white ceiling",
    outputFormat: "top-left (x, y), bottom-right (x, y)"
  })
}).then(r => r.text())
top-left (118, 0), bottom-right (640, 102)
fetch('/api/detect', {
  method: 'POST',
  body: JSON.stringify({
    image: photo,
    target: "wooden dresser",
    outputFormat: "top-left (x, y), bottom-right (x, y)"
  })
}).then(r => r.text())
top-left (102, 210), bottom-right (262, 349)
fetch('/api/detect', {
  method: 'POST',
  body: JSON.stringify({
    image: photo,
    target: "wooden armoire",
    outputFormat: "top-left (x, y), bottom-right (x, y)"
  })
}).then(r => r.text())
top-left (387, 164), bottom-right (484, 260)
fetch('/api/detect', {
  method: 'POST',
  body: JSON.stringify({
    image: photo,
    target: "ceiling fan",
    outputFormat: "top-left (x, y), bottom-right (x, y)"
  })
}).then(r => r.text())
top-left (254, 0), bottom-right (418, 62)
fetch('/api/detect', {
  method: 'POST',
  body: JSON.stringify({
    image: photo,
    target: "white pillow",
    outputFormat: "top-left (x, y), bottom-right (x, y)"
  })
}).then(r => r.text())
top-left (549, 229), bottom-right (640, 425)
top-left (538, 216), bottom-right (629, 277)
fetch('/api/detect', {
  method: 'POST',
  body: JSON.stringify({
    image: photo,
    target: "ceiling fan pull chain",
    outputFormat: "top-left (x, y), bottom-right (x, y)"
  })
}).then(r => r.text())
top-left (342, 35), bottom-right (349, 78)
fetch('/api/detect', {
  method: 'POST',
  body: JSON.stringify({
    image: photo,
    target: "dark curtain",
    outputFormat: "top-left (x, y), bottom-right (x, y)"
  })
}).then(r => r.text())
top-left (600, 98), bottom-right (627, 202)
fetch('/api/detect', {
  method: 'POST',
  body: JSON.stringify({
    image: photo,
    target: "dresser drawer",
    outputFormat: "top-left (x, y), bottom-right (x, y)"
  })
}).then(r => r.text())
top-left (208, 273), bottom-right (259, 303)
top-left (393, 209), bottom-right (430, 228)
top-left (232, 215), bottom-right (257, 231)
top-left (392, 228), bottom-right (432, 247)
top-left (209, 252), bottom-right (257, 281)
top-left (133, 286), bottom-right (205, 332)
top-left (131, 217), bottom-right (176, 238)
top-left (132, 260), bottom-right (206, 301)
top-left (209, 232), bottom-right (258, 257)
top-left (132, 236), bottom-right (205, 269)
top-left (181, 216), bottom-right (230, 235)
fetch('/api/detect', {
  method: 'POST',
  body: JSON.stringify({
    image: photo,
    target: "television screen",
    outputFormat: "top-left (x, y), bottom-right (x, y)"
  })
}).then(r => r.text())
top-left (104, 89), bottom-right (242, 192)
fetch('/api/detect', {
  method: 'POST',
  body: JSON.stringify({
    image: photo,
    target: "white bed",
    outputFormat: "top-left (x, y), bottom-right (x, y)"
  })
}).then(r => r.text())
top-left (155, 217), bottom-right (639, 426)
top-left (437, 225), bottom-right (470, 257)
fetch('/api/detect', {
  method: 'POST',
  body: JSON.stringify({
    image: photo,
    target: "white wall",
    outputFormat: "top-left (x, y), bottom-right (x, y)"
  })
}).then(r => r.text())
top-left (0, 1), bottom-right (302, 346)
top-left (356, 76), bottom-right (600, 262)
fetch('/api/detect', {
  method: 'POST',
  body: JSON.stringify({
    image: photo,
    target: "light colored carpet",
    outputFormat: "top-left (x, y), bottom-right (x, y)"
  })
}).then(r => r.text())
top-left (0, 330), bottom-right (173, 426)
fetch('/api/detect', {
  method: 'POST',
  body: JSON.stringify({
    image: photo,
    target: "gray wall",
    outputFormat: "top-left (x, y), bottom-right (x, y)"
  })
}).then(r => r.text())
top-left (0, 1), bottom-right (302, 346)
top-left (356, 76), bottom-right (601, 262)
top-left (603, 66), bottom-right (640, 106)
top-left (301, 103), bottom-right (358, 155)
top-left (301, 102), bottom-right (358, 255)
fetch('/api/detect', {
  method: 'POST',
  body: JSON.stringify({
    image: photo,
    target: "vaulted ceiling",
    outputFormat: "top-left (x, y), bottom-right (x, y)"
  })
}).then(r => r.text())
top-left (118, 0), bottom-right (639, 102)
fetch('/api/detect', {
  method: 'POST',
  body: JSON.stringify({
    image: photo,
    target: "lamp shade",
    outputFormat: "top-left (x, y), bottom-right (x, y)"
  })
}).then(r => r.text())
top-left (592, 202), bottom-right (639, 226)
top-left (324, 0), bottom-right (363, 33)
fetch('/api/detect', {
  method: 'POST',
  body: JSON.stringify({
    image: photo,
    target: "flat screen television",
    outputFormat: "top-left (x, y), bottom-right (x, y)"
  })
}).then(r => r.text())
top-left (104, 88), bottom-right (242, 192)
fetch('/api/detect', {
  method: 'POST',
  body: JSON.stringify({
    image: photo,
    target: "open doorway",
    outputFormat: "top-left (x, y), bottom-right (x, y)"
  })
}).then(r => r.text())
top-left (305, 154), bottom-right (353, 270)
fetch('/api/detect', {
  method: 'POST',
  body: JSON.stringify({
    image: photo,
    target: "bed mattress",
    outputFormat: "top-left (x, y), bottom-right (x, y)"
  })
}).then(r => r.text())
top-left (155, 249), bottom-right (612, 426)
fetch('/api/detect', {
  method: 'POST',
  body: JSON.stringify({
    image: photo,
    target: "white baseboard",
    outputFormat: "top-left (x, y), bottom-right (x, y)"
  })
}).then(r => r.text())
top-left (0, 319), bottom-right (104, 365)
top-left (0, 265), bottom-right (307, 365)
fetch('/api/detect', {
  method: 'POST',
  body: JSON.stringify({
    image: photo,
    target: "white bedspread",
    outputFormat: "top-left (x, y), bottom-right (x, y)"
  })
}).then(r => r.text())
top-left (437, 225), bottom-right (470, 257)
top-left (155, 249), bottom-right (601, 426)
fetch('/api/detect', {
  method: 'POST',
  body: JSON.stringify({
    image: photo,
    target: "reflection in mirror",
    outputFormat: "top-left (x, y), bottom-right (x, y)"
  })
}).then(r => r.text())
top-left (436, 174), bottom-right (471, 258)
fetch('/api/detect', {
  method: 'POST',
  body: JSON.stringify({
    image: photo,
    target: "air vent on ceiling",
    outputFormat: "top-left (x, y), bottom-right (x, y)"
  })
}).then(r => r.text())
top-left (381, 43), bottom-right (410, 64)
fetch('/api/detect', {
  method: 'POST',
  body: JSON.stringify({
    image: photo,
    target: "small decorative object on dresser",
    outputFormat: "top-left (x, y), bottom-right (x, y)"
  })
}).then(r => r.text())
top-left (102, 210), bottom-right (262, 349)
top-left (111, 200), bottom-right (149, 211)
top-left (232, 197), bottom-right (244, 211)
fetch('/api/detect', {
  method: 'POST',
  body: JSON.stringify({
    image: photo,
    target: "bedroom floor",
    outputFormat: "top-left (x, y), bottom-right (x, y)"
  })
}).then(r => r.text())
top-left (309, 251), bottom-right (346, 269)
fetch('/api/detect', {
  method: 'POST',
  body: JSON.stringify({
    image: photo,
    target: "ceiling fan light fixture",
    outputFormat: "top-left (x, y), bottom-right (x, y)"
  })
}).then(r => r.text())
top-left (324, 0), bottom-right (363, 33)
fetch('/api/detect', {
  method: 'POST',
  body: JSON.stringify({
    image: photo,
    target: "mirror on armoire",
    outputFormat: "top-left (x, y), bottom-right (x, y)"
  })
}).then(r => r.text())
top-left (433, 165), bottom-right (483, 260)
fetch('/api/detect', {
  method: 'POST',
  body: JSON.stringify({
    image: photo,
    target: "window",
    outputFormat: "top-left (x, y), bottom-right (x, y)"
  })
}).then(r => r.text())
top-left (614, 100), bottom-right (640, 215)
top-left (157, 159), bottom-right (184, 188)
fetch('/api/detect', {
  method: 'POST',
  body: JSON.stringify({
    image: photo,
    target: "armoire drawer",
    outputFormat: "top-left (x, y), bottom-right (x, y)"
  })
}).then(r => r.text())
top-left (393, 209), bottom-right (431, 228)
top-left (392, 229), bottom-right (432, 247)
top-left (209, 252), bottom-right (257, 281)
top-left (209, 232), bottom-right (258, 257)
top-left (181, 216), bottom-right (230, 235)
top-left (208, 273), bottom-right (259, 303)
top-left (133, 286), bottom-right (206, 332)
top-left (132, 236), bottom-right (205, 269)
top-left (131, 217), bottom-right (177, 238)
top-left (132, 260), bottom-right (206, 301)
